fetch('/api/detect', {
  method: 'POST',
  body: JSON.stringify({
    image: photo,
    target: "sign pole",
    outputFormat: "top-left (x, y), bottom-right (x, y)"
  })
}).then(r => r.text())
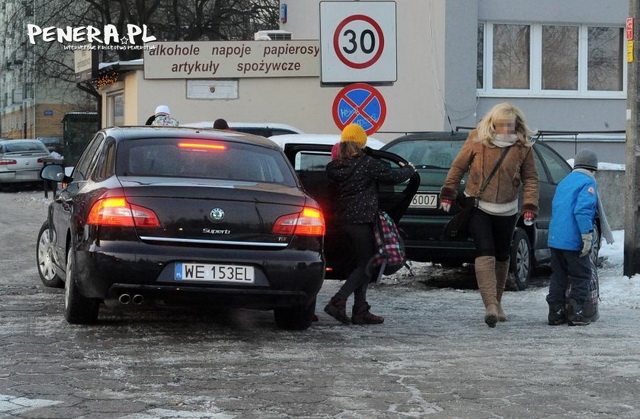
top-left (624, 1), bottom-right (640, 276)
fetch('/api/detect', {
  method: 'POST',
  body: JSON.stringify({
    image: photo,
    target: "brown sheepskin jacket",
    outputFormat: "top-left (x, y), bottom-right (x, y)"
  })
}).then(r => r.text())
top-left (440, 130), bottom-right (539, 215)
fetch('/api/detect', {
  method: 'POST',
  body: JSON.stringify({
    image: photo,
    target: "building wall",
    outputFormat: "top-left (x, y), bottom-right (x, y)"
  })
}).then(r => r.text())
top-left (97, 0), bottom-right (629, 162)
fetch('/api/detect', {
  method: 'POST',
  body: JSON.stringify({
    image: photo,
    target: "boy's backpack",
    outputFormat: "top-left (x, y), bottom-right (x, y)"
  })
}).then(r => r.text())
top-left (371, 211), bottom-right (407, 282)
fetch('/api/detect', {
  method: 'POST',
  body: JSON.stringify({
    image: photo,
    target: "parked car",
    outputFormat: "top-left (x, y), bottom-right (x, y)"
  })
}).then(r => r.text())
top-left (181, 121), bottom-right (304, 137)
top-left (269, 133), bottom-right (386, 150)
top-left (36, 126), bottom-right (326, 330)
top-left (0, 139), bottom-right (50, 189)
top-left (280, 142), bottom-right (420, 279)
top-left (380, 131), bottom-right (601, 290)
top-left (37, 136), bottom-right (64, 154)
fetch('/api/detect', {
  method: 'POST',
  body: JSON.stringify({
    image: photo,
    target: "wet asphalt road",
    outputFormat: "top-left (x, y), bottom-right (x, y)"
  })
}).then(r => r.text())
top-left (1, 189), bottom-right (639, 419)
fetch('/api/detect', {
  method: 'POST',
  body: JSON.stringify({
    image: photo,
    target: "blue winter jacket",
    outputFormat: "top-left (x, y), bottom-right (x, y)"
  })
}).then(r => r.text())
top-left (548, 170), bottom-right (598, 251)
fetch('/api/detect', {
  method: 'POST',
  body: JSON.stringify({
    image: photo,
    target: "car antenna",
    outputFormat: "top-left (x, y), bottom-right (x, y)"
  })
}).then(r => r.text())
top-left (447, 115), bottom-right (454, 135)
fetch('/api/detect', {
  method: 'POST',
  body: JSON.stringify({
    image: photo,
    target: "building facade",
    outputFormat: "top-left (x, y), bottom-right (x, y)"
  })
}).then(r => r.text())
top-left (0, 0), bottom-right (96, 140)
top-left (94, 0), bottom-right (630, 162)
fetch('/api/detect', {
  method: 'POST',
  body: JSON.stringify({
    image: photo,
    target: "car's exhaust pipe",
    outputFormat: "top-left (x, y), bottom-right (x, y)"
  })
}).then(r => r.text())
top-left (132, 294), bottom-right (144, 305)
top-left (119, 294), bottom-right (131, 304)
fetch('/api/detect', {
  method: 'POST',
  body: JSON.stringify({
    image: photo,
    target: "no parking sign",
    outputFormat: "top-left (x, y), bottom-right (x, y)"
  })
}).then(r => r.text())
top-left (332, 83), bottom-right (386, 135)
top-left (320, 1), bottom-right (397, 85)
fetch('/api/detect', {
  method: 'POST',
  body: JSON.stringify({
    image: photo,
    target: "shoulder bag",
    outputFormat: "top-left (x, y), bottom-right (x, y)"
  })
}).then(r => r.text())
top-left (443, 147), bottom-right (511, 239)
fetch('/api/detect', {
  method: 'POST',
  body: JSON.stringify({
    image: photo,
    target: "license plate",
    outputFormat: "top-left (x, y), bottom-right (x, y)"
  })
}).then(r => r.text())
top-left (174, 263), bottom-right (255, 283)
top-left (410, 193), bottom-right (439, 208)
top-left (15, 171), bottom-right (39, 181)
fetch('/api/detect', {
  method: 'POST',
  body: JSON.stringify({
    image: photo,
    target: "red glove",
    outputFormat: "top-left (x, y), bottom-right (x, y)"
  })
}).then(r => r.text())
top-left (440, 198), bottom-right (454, 212)
top-left (523, 211), bottom-right (536, 225)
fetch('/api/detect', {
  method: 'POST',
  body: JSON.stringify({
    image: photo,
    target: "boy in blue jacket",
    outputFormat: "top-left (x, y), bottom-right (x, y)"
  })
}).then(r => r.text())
top-left (546, 149), bottom-right (599, 326)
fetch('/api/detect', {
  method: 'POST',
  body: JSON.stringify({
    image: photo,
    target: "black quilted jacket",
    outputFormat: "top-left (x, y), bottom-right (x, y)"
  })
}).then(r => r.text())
top-left (326, 151), bottom-right (415, 224)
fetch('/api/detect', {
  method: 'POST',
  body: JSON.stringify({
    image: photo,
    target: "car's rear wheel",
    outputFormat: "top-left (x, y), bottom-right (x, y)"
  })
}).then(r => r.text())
top-left (274, 299), bottom-right (315, 331)
top-left (507, 227), bottom-right (531, 291)
top-left (36, 221), bottom-right (64, 288)
top-left (64, 249), bottom-right (99, 324)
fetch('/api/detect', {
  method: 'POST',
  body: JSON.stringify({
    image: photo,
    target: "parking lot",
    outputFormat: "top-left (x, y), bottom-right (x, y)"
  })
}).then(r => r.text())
top-left (2, 189), bottom-right (640, 419)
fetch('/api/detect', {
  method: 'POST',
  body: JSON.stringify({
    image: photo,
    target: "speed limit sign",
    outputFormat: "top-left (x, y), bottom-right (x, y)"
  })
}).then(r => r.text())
top-left (320, 1), bottom-right (397, 85)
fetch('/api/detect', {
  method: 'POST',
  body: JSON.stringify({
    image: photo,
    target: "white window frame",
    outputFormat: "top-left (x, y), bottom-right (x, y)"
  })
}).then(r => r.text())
top-left (478, 22), bottom-right (626, 99)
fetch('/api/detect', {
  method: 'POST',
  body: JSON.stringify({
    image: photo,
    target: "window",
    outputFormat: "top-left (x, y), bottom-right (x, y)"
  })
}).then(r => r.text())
top-left (492, 24), bottom-right (530, 89)
top-left (534, 142), bottom-right (571, 184)
top-left (72, 133), bottom-right (105, 183)
top-left (107, 93), bottom-right (125, 126)
top-left (117, 139), bottom-right (294, 186)
top-left (478, 23), bottom-right (625, 97)
top-left (542, 26), bottom-right (578, 90)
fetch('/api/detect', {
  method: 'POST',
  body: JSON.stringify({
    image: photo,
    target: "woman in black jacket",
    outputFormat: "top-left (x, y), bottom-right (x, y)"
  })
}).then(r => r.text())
top-left (324, 124), bottom-right (415, 325)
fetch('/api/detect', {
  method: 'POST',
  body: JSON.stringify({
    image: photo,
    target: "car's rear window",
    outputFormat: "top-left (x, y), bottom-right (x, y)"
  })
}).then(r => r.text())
top-left (0, 141), bottom-right (49, 154)
top-left (385, 140), bottom-right (464, 169)
top-left (116, 138), bottom-right (296, 186)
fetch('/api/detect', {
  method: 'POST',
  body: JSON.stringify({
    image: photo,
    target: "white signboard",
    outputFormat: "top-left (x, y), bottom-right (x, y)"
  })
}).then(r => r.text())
top-left (320, 1), bottom-right (396, 85)
top-left (144, 41), bottom-right (320, 79)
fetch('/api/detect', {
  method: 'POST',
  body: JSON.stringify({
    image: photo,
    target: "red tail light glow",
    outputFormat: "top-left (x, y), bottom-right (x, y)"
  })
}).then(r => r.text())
top-left (272, 207), bottom-right (325, 236)
top-left (178, 141), bottom-right (227, 151)
top-left (37, 158), bottom-right (45, 163)
top-left (0, 159), bottom-right (17, 166)
top-left (87, 197), bottom-right (160, 227)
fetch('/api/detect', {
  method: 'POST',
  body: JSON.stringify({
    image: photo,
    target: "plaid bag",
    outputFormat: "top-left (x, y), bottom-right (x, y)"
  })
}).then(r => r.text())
top-left (372, 211), bottom-right (406, 276)
top-left (566, 258), bottom-right (599, 322)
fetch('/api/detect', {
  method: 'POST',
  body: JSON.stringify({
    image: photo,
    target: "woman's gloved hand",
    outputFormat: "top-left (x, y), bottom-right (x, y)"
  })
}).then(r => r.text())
top-left (523, 211), bottom-right (536, 226)
top-left (440, 197), bottom-right (453, 212)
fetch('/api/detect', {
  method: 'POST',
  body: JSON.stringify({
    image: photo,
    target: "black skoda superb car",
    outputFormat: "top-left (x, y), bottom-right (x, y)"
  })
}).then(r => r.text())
top-left (36, 127), bottom-right (325, 330)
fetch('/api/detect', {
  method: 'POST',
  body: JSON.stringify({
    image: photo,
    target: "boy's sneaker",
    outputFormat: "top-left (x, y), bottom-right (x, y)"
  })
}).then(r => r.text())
top-left (567, 299), bottom-right (591, 326)
top-left (548, 302), bottom-right (566, 326)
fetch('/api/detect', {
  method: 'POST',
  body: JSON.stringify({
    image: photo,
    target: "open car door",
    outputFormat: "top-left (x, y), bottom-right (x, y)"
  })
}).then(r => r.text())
top-left (284, 143), bottom-right (420, 279)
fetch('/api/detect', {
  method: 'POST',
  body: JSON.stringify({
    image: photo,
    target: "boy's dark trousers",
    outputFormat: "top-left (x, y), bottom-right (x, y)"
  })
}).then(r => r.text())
top-left (546, 247), bottom-right (593, 324)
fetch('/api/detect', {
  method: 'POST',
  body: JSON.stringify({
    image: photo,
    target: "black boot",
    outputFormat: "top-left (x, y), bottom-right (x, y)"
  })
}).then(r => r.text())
top-left (324, 297), bottom-right (350, 324)
top-left (548, 302), bottom-right (566, 326)
top-left (351, 303), bottom-right (384, 325)
top-left (567, 299), bottom-right (591, 326)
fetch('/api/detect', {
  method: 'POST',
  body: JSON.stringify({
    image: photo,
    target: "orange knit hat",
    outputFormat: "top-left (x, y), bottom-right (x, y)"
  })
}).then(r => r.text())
top-left (340, 123), bottom-right (367, 147)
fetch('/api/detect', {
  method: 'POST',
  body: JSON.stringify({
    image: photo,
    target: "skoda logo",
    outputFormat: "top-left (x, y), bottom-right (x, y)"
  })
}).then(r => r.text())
top-left (208, 208), bottom-right (225, 223)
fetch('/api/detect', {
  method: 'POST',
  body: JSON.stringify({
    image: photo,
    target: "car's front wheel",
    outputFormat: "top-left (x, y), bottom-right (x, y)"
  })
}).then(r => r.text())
top-left (506, 227), bottom-right (531, 291)
top-left (274, 299), bottom-right (315, 330)
top-left (36, 221), bottom-right (64, 288)
top-left (64, 249), bottom-right (99, 324)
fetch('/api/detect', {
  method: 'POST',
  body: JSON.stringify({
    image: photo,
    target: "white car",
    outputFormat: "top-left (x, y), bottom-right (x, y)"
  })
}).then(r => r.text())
top-left (0, 139), bottom-right (50, 188)
top-left (268, 133), bottom-right (386, 150)
top-left (181, 121), bottom-right (304, 137)
top-left (269, 134), bottom-right (387, 173)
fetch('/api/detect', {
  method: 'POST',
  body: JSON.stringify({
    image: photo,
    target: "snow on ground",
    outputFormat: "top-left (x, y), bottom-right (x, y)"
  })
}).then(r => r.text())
top-left (14, 190), bottom-right (640, 310)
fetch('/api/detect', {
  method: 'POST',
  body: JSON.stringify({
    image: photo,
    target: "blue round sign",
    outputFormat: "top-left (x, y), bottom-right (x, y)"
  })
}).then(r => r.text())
top-left (332, 83), bottom-right (386, 135)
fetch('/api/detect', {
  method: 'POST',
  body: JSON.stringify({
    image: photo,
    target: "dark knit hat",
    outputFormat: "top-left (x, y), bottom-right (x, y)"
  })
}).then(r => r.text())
top-left (213, 118), bottom-right (229, 130)
top-left (574, 149), bottom-right (598, 171)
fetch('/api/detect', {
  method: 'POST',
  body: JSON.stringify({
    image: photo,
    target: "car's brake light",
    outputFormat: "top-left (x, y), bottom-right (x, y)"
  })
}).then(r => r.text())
top-left (87, 197), bottom-right (160, 227)
top-left (37, 158), bottom-right (45, 163)
top-left (0, 159), bottom-right (17, 166)
top-left (178, 141), bottom-right (227, 151)
top-left (272, 207), bottom-right (325, 236)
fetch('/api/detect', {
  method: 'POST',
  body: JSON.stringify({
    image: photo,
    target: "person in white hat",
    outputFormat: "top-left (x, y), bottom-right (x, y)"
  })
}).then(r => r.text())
top-left (151, 105), bottom-right (179, 126)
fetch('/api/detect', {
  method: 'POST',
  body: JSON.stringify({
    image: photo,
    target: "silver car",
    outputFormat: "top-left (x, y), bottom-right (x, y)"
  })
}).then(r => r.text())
top-left (0, 139), bottom-right (50, 188)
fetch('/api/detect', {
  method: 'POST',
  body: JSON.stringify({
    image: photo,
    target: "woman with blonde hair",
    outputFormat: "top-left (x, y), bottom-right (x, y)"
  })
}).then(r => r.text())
top-left (440, 103), bottom-right (539, 327)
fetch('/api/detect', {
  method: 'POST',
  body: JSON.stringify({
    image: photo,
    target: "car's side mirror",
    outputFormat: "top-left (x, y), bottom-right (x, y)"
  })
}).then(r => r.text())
top-left (40, 164), bottom-right (66, 182)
